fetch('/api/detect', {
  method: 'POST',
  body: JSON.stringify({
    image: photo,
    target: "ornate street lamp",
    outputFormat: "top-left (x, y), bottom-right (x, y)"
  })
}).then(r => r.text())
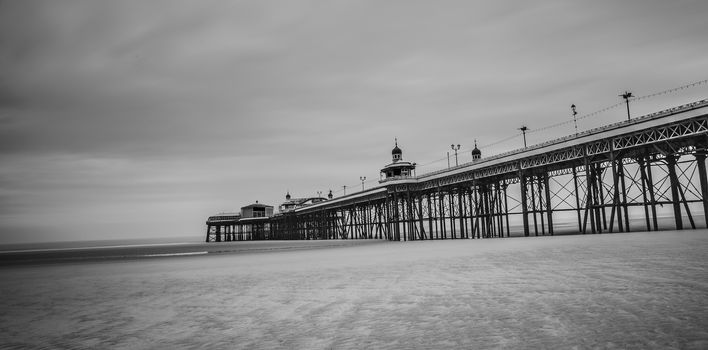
top-left (571, 104), bottom-right (578, 135)
top-left (620, 91), bottom-right (633, 121)
top-left (519, 126), bottom-right (528, 148)
top-left (450, 144), bottom-right (461, 166)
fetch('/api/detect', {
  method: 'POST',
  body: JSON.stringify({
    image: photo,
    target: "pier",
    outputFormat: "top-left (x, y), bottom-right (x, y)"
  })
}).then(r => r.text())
top-left (207, 99), bottom-right (708, 242)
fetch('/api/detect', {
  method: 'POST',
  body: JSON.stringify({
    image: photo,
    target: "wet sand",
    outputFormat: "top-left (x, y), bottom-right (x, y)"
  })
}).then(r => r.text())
top-left (1, 231), bottom-right (707, 349)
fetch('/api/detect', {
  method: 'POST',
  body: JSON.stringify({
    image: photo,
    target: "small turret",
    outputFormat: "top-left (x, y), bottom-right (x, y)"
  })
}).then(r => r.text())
top-left (392, 138), bottom-right (402, 162)
top-left (471, 139), bottom-right (481, 161)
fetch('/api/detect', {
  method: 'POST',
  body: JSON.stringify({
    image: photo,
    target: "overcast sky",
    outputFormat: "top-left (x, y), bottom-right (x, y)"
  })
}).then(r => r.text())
top-left (1, 0), bottom-right (707, 243)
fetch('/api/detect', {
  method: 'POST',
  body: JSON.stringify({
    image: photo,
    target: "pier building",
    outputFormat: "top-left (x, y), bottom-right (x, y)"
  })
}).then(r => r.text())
top-left (205, 202), bottom-right (273, 241)
top-left (380, 139), bottom-right (416, 181)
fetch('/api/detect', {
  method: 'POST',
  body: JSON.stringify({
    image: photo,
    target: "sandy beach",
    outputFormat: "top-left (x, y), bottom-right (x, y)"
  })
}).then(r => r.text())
top-left (1, 230), bottom-right (708, 349)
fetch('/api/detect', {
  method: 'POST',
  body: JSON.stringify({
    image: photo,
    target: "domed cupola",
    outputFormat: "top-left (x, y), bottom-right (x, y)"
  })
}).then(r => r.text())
top-left (391, 138), bottom-right (403, 162)
top-left (471, 140), bottom-right (481, 161)
top-left (380, 138), bottom-right (416, 182)
top-left (285, 191), bottom-right (291, 200)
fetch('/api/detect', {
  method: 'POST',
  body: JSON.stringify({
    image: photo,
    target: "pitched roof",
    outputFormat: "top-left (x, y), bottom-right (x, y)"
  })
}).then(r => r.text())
top-left (241, 203), bottom-right (273, 209)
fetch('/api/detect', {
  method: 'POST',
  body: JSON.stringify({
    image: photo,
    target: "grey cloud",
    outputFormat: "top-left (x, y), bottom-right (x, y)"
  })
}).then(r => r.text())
top-left (1, 0), bottom-right (707, 242)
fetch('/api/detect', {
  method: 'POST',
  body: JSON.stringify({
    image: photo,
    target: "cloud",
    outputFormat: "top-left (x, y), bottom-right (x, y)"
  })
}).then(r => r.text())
top-left (1, 0), bottom-right (707, 243)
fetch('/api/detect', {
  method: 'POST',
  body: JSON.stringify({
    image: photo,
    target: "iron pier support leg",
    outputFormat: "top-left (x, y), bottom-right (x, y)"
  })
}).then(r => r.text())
top-left (495, 184), bottom-right (502, 237)
top-left (645, 153), bottom-right (659, 231)
top-left (572, 166), bottom-right (582, 233)
top-left (529, 176), bottom-right (538, 236)
top-left (492, 184), bottom-right (499, 237)
top-left (480, 187), bottom-right (486, 238)
top-left (520, 173), bottom-right (530, 237)
top-left (585, 158), bottom-right (597, 234)
top-left (435, 191), bottom-right (441, 239)
top-left (427, 193), bottom-right (434, 240)
top-left (468, 188), bottom-right (474, 239)
top-left (368, 204), bottom-right (374, 239)
top-left (596, 164), bottom-right (607, 231)
top-left (205, 225), bottom-right (211, 242)
top-left (593, 166), bottom-right (603, 233)
top-left (475, 185), bottom-right (481, 239)
top-left (484, 185), bottom-right (491, 238)
top-left (471, 186), bottom-right (479, 239)
top-left (618, 159), bottom-right (630, 232)
top-left (696, 149), bottom-right (708, 228)
top-left (484, 186), bottom-right (490, 238)
top-left (497, 182), bottom-right (504, 237)
top-left (478, 186), bottom-right (485, 238)
top-left (538, 176), bottom-right (545, 235)
top-left (400, 196), bottom-right (406, 241)
top-left (384, 196), bottom-right (391, 240)
top-left (449, 190), bottom-right (456, 239)
top-left (418, 195), bottom-right (425, 240)
top-left (458, 188), bottom-right (466, 239)
top-left (466, 187), bottom-right (473, 239)
top-left (493, 185), bottom-right (504, 237)
top-left (638, 158), bottom-right (652, 231)
top-left (503, 183), bottom-right (511, 237)
top-left (408, 190), bottom-right (415, 241)
top-left (440, 190), bottom-right (447, 239)
top-left (395, 194), bottom-right (402, 241)
top-left (543, 172), bottom-right (553, 235)
top-left (667, 155), bottom-right (684, 230)
top-left (610, 151), bottom-right (623, 233)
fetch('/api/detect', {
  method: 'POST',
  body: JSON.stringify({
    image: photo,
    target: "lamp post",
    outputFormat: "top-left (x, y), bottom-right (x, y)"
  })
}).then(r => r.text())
top-left (620, 91), bottom-right (633, 121)
top-left (343, 185), bottom-right (346, 196)
top-left (359, 176), bottom-right (366, 191)
top-left (519, 126), bottom-right (528, 148)
top-left (571, 104), bottom-right (578, 135)
top-left (317, 190), bottom-right (322, 198)
top-left (450, 144), bottom-right (461, 166)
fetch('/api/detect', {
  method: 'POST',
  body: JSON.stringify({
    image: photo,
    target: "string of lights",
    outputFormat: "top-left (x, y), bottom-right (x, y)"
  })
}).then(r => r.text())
top-left (479, 132), bottom-right (522, 148)
top-left (631, 78), bottom-right (708, 102)
top-left (527, 78), bottom-right (708, 135)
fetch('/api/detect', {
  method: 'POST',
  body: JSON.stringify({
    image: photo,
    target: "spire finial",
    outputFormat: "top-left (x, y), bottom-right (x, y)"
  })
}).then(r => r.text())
top-left (474, 139), bottom-right (477, 148)
top-left (395, 137), bottom-right (398, 147)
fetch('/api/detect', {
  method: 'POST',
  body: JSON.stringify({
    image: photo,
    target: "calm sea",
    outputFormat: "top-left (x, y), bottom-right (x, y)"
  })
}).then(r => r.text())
top-left (1, 214), bottom-right (699, 267)
top-left (0, 236), bottom-right (382, 266)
